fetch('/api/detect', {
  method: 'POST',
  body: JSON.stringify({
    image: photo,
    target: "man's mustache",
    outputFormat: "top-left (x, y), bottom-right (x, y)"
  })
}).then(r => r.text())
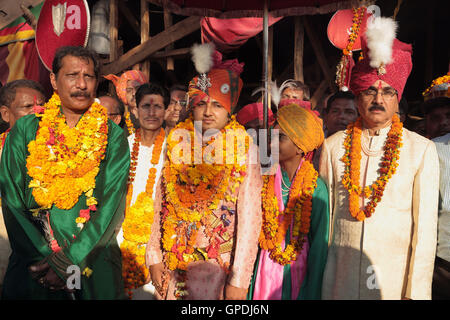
top-left (369, 104), bottom-right (386, 112)
top-left (71, 91), bottom-right (90, 98)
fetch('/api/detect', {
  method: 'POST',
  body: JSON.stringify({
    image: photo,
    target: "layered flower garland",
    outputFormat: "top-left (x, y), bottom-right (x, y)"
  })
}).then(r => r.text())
top-left (26, 93), bottom-right (108, 248)
top-left (259, 161), bottom-right (318, 265)
top-left (121, 127), bottom-right (165, 299)
top-left (161, 115), bottom-right (251, 273)
top-left (341, 114), bottom-right (403, 221)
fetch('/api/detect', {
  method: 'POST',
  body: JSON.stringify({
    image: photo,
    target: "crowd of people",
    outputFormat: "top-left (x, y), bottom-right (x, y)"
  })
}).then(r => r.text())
top-left (0, 15), bottom-right (448, 301)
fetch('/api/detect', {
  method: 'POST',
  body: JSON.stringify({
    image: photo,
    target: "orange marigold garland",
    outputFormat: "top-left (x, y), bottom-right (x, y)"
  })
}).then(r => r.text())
top-left (259, 160), bottom-right (318, 265)
top-left (121, 127), bottom-right (165, 299)
top-left (341, 114), bottom-right (403, 221)
top-left (161, 115), bottom-right (251, 275)
top-left (26, 93), bottom-right (108, 252)
top-left (124, 111), bottom-right (136, 135)
top-left (0, 131), bottom-right (8, 149)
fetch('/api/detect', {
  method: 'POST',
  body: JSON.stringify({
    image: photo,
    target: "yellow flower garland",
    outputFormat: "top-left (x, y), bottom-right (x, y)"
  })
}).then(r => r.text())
top-left (259, 160), bottom-right (317, 265)
top-left (26, 93), bottom-right (108, 231)
top-left (161, 115), bottom-right (251, 271)
top-left (120, 128), bottom-right (165, 299)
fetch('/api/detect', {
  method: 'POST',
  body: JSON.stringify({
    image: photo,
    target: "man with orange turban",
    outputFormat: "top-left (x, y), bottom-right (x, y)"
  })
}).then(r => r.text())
top-left (146, 43), bottom-right (262, 300)
top-left (104, 70), bottom-right (148, 134)
top-left (320, 16), bottom-right (439, 300)
top-left (247, 103), bottom-right (329, 300)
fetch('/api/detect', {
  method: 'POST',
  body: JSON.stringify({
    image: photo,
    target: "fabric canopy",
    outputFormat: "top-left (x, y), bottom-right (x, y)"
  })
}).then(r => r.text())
top-left (201, 16), bottom-right (282, 51)
top-left (152, 0), bottom-right (359, 18)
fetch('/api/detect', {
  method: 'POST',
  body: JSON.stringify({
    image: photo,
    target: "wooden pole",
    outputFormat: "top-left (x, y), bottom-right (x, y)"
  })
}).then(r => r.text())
top-left (424, 2), bottom-right (434, 87)
top-left (109, 0), bottom-right (118, 63)
top-left (141, 0), bottom-right (150, 79)
top-left (109, 0), bottom-right (119, 93)
top-left (268, 25), bottom-right (273, 82)
top-left (262, 0), bottom-right (269, 131)
top-left (303, 16), bottom-right (336, 93)
top-left (294, 16), bottom-right (304, 82)
top-left (118, 0), bottom-right (140, 36)
top-left (163, 8), bottom-right (175, 71)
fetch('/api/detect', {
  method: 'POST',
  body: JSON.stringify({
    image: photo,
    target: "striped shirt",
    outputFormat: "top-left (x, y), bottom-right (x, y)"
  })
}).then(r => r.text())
top-left (433, 133), bottom-right (450, 262)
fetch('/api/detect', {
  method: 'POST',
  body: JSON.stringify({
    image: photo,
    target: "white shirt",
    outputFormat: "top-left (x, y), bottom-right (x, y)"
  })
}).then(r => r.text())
top-left (432, 133), bottom-right (450, 262)
top-left (117, 132), bottom-right (167, 300)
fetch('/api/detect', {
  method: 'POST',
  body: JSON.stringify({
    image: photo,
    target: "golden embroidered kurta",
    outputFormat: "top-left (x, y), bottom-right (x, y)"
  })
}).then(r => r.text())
top-left (319, 125), bottom-right (439, 300)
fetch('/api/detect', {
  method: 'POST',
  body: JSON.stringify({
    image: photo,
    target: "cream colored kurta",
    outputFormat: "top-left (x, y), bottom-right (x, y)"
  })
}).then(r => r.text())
top-left (319, 125), bottom-right (439, 300)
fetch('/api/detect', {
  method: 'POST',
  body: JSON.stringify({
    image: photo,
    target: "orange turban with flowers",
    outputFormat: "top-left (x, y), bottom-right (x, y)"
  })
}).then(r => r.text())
top-left (277, 104), bottom-right (324, 154)
top-left (104, 70), bottom-right (148, 104)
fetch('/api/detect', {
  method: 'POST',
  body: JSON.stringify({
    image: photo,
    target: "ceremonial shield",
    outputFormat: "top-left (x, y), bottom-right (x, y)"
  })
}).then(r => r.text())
top-left (35, 0), bottom-right (90, 71)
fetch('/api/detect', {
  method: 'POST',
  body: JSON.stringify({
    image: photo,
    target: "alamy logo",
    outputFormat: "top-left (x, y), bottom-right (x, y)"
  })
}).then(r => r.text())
top-left (366, 265), bottom-right (381, 290)
top-left (52, 3), bottom-right (82, 36)
top-left (66, 265), bottom-right (81, 290)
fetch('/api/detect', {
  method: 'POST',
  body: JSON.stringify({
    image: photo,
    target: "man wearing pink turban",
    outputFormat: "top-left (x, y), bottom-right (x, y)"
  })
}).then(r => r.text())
top-left (320, 16), bottom-right (439, 300)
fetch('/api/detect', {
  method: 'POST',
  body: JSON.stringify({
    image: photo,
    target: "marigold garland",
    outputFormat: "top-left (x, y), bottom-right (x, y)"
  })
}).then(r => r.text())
top-left (336, 7), bottom-right (365, 89)
top-left (259, 160), bottom-right (317, 265)
top-left (26, 93), bottom-right (108, 252)
top-left (422, 73), bottom-right (450, 97)
top-left (120, 127), bottom-right (165, 299)
top-left (341, 114), bottom-right (403, 221)
top-left (124, 111), bottom-right (136, 135)
top-left (0, 131), bottom-right (8, 149)
top-left (161, 115), bottom-right (251, 274)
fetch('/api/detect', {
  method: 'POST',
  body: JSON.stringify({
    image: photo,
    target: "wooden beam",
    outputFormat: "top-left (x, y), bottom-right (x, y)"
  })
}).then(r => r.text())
top-left (163, 8), bottom-right (175, 71)
top-left (150, 47), bottom-right (190, 59)
top-left (303, 16), bottom-right (336, 93)
top-left (294, 16), bottom-right (304, 82)
top-left (101, 16), bottom-right (201, 76)
top-left (118, 0), bottom-right (140, 36)
top-left (141, 0), bottom-right (150, 79)
top-left (0, 0), bottom-right (43, 30)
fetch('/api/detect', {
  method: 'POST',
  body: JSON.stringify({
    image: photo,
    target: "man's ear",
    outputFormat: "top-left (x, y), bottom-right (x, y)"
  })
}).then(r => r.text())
top-left (50, 72), bottom-right (58, 91)
top-left (0, 105), bottom-right (10, 123)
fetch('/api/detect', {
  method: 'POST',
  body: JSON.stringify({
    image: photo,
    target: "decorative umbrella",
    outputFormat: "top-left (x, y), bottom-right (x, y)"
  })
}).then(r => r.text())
top-left (150, 0), bottom-right (362, 130)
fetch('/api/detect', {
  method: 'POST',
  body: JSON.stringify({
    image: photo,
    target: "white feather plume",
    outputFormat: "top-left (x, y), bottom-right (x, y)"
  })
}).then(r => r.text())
top-left (365, 16), bottom-right (398, 69)
top-left (251, 79), bottom-right (299, 110)
top-left (191, 42), bottom-right (215, 74)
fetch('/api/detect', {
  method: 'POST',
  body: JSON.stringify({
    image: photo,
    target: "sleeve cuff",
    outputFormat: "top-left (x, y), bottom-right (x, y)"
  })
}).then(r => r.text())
top-left (47, 250), bottom-right (74, 281)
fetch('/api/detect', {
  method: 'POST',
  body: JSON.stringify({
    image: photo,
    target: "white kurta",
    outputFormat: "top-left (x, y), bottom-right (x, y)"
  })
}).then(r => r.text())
top-left (116, 133), bottom-right (167, 300)
top-left (319, 125), bottom-right (439, 300)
